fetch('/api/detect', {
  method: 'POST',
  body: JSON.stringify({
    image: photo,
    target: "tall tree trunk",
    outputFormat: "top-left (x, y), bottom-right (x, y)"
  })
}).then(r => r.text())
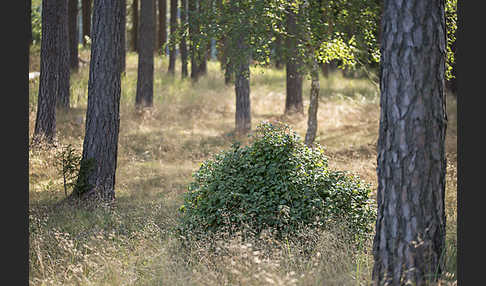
top-left (180, 0), bottom-right (188, 78)
top-left (68, 0), bottom-right (79, 71)
top-left (55, 0), bottom-right (71, 110)
top-left (372, 0), bottom-right (447, 285)
top-left (82, 0), bottom-right (92, 46)
top-left (130, 0), bottom-right (138, 52)
top-left (120, 0), bottom-right (126, 74)
top-left (34, 0), bottom-right (67, 143)
top-left (304, 59), bottom-right (319, 146)
top-left (135, 0), bottom-right (155, 107)
top-left (75, 0), bottom-right (122, 201)
top-left (158, 0), bottom-right (167, 55)
top-left (168, 0), bottom-right (177, 74)
top-left (284, 8), bottom-right (303, 114)
top-left (234, 40), bottom-right (251, 134)
top-left (274, 34), bottom-right (283, 69)
top-left (188, 0), bottom-right (199, 81)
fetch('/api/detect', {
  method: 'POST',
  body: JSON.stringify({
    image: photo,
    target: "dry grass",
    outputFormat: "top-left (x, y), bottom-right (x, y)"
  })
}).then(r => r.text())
top-left (29, 49), bottom-right (457, 285)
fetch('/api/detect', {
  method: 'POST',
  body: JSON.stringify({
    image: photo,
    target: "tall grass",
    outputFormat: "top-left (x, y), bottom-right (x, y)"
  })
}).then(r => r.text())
top-left (29, 48), bottom-right (457, 285)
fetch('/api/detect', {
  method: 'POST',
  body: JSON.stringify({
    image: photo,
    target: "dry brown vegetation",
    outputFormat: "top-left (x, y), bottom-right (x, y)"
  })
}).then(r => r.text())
top-left (29, 49), bottom-right (457, 285)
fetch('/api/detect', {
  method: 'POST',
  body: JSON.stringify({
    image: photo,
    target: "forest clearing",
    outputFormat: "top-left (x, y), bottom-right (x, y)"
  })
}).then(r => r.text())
top-left (29, 48), bottom-right (457, 285)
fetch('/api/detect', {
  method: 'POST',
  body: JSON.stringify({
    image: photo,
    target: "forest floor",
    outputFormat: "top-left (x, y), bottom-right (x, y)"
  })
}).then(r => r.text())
top-left (28, 47), bottom-right (457, 285)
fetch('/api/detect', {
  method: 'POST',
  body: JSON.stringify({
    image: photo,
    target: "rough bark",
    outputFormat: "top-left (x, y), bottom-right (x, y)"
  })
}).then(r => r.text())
top-left (34, 0), bottom-right (71, 144)
top-left (158, 0), bottom-right (167, 55)
top-left (372, 0), bottom-right (447, 285)
top-left (168, 0), bottom-right (177, 74)
top-left (75, 0), bottom-right (122, 201)
top-left (57, 0), bottom-right (71, 109)
top-left (234, 40), bottom-right (251, 134)
top-left (180, 0), bottom-right (189, 78)
top-left (304, 60), bottom-right (319, 146)
top-left (135, 0), bottom-right (155, 107)
top-left (130, 0), bottom-right (139, 52)
top-left (68, 0), bottom-right (79, 71)
top-left (284, 8), bottom-right (303, 115)
top-left (82, 0), bottom-right (92, 46)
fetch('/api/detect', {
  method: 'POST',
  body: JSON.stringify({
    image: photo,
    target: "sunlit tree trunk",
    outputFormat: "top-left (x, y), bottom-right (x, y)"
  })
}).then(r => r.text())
top-left (372, 0), bottom-right (447, 284)
top-left (305, 59), bottom-right (319, 146)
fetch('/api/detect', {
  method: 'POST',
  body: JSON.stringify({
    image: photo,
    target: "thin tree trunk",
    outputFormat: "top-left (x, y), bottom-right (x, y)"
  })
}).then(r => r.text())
top-left (130, 0), bottom-right (138, 52)
top-left (168, 0), bottom-right (177, 74)
top-left (68, 0), bottom-right (79, 71)
top-left (234, 40), bottom-right (251, 134)
top-left (135, 0), bottom-right (155, 107)
top-left (188, 0), bottom-right (199, 81)
top-left (82, 0), bottom-right (92, 46)
top-left (158, 0), bottom-right (167, 55)
top-left (372, 0), bottom-right (447, 284)
top-left (305, 59), bottom-right (319, 146)
top-left (284, 7), bottom-right (303, 114)
top-left (180, 0), bottom-right (188, 78)
top-left (120, 0), bottom-right (126, 74)
top-left (75, 0), bottom-right (122, 201)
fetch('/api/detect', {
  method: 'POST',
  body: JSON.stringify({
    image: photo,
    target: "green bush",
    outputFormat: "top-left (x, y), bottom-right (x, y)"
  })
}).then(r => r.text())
top-left (178, 122), bottom-right (376, 240)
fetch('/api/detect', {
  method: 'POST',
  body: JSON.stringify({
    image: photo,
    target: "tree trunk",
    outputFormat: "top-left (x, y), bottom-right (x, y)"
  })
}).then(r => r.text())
top-left (130, 0), bottom-right (138, 52)
top-left (57, 0), bottom-right (71, 110)
top-left (34, 0), bottom-right (70, 143)
top-left (180, 0), bottom-right (188, 78)
top-left (188, 0), bottom-right (199, 81)
top-left (82, 0), bottom-right (92, 46)
top-left (158, 0), bottom-right (167, 55)
top-left (284, 8), bottom-right (303, 115)
top-left (234, 40), bottom-right (251, 134)
top-left (75, 0), bottom-right (122, 201)
top-left (135, 0), bottom-right (155, 107)
top-left (304, 59), bottom-right (319, 146)
top-left (68, 0), bottom-right (79, 71)
top-left (372, 0), bottom-right (447, 285)
top-left (120, 0), bottom-right (126, 74)
top-left (168, 0), bottom-right (177, 74)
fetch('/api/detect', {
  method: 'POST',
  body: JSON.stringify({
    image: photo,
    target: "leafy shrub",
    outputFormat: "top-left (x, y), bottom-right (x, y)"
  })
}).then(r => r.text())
top-left (178, 122), bottom-right (376, 240)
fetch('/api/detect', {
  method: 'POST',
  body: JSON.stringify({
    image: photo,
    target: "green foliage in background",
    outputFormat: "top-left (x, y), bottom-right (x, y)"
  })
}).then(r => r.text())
top-left (31, 0), bottom-right (43, 44)
top-left (178, 122), bottom-right (376, 241)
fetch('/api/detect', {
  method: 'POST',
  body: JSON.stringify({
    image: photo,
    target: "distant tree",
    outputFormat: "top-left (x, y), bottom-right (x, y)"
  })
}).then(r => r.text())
top-left (284, 4), bottom-right (303, 115)
top-left (180, 0), bottom-right (189, 78)
top-left (135, 0), bottom-right (155, 107)
top-left (130, 0), bottom-right (139, 52)
top-left (34, 0), bottom-right (71, 143)
top-left (168, 0), bottom-right (177, 74)
top-left (82, 0), bottom-right (92, 46)
top-left (372, 0), bottom-right (448, 284)
top-left (158, 0), bottom-right (167, 55)
top-left (74, 0), bottom-right (123, 201)
top-left (68, 0), bottom-right (79, 71)
top-left (188, 0), bottom-right (200, 81)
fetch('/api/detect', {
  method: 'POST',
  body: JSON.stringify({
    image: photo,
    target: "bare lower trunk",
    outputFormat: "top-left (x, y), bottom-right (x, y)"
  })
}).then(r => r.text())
top-left (75, 0), bottom-right (122, 202)
top-left (305, 60), bottom-right (319, 146)
top-left (158, 0), bottom-right (167, 55)
top-left (130, 0), bottom-right (138, 52)
top-left (234, 41), bottom-right (251, 134)
top-left (68, 0), bottom-right (79, 71)
top-left (135, 0), bottom-right (155, 107)
top-left (168, 0), bottom-right (177, 74)
top-left (372, 0), bottom-right (447, 284)
top-left (284, 8), bottom-right (303, 114)
top-left (188, 0), bottom-right (199, 81)
top-left (180, 0), bottom-right (188, 78)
